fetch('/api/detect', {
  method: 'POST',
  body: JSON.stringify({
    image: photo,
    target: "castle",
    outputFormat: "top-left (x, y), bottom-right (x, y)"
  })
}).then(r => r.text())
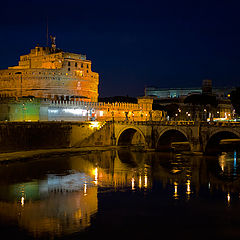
top-left (0, 38), bottom-right (99, 102)
top-left (0, 39), bottom-right (163, 122)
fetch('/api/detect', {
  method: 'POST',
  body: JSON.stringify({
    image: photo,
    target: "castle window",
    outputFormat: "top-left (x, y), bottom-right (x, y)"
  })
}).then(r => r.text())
top-left (75, 62), bottom-right (77, 67)
top-left (68, 62), bottom-right (71, 66)
top-left (86, 64), bottom-right (89, 68)
top-left (81, 63), bottom-right (83, 68)
top-left (68, 68), bottom-right (70, 71)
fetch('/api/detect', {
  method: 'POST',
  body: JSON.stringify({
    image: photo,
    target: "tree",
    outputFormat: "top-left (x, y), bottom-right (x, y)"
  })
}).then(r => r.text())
top-left (230, 88), bottom-right (240, 115)
top-left (184, 94), bottom-right (217, 107)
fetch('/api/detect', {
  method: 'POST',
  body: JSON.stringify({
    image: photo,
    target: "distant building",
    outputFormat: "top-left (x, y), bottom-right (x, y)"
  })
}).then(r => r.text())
top-left (0, 39), bottom-right (99, 102)
top-left (145, 87), bottom-right (202, 99)
top-left (145, 80), bottom-right (234, 100)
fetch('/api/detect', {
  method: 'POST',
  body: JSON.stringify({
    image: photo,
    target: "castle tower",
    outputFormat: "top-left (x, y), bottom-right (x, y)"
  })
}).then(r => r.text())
top-left (0, 44), bottom-right (99, 102)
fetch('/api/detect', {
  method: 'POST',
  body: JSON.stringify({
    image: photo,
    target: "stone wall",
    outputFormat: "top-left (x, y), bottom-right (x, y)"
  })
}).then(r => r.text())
top-left (0, 121), bottom-right (112, 153)
top-left (0, 122), bottom-right (72, 152)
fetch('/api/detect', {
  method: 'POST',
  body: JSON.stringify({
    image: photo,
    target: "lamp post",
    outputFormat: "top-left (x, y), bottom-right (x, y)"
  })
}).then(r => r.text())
top-left (111, 111), bottom-right (116, 145)
top-left (111, 111), bottom-right (114, 122)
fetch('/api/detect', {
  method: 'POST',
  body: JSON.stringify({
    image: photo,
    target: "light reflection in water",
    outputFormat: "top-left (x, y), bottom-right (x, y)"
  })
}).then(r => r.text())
top-left (144, 176), bottom-right (148, 189)
top-left (21, 196), bottom-right (24, 206)
top-left (93, 167), bottom-right (98, 185)
top-left (186, 180), bottom-right (191, 195)
top-left (131, 177), bottom-right (135, 190)
top-left (139, 176), bottom-right (142, 189)
top-left (0, 150), bottom-right (238, 239)
top-left (218, 150), bottom-right (239, 180)
top-left (173, 182), bottom-right (179, 200)
top-left (227, 192), bottom-right (231, 206)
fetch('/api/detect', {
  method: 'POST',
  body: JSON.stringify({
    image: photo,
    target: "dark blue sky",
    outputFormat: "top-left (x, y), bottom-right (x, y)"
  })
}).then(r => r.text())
top-left (1, 0), bottom-right (240, 97)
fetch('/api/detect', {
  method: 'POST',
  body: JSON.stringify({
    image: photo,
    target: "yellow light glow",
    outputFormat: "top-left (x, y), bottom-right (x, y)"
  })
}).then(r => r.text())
top-left (219, 154), bottom-right (226, 171)
top-left (173, 182), bottom-right (178, 199)
top-left (131, 178), bottom-right (135, 190)
top-left (21, 196), bottom-right (24, 206)
top-left (84, 183), bottom-right (87, 196)
top-left (89, 121), bottom-right (101, 130)
top-left (144, 174), bottom-right (148, 188)
top-left (227, 193), bottom-right (230, 206)
top-left (92, 167), bottom-right (98, 185)
top-left (74, 209), bottom-right (82, 220)
top-left (139, 176), bottom-right (142, 188)
top-left (186, 180), bottom-right (191, 195)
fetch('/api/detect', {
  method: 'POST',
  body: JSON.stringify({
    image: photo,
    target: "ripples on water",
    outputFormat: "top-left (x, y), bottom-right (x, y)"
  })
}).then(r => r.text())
top-left (0, 150), bottom-right (240, 239)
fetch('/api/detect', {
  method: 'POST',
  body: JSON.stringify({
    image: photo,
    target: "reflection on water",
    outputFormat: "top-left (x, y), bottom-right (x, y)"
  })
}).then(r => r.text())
top-left (0, 171), bottom-right (98, 239)
top-left (0, 149), bottom-right (240, 239)
top-left (218, 151), bottom-right (239, 180)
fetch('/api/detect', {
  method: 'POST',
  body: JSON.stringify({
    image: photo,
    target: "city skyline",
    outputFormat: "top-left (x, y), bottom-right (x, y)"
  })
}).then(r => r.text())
top-left (1, 0), bottom-right (240, 97)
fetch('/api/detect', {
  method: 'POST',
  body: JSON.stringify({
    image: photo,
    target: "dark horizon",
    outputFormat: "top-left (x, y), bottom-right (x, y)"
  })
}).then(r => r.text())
top-left (1, 0), bottom-right (240, 97)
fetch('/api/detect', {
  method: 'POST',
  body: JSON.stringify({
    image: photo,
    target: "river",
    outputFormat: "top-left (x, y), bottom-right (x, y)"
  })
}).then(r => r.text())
top-left (0, 149), bottom-right (239, 239)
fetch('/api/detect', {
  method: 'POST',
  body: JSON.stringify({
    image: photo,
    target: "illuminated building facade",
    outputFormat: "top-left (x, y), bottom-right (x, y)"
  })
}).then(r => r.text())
top-left (0, 96), bottom-right (165, 122)
top-left (145, 80), bottom-right (234, 100)
top-left (0, 41), bottom-right (99, 102)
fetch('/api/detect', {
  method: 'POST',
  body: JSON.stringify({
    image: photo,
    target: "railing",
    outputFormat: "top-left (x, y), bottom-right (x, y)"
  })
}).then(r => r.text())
top-left (108, 120), bottom-right (240, 127)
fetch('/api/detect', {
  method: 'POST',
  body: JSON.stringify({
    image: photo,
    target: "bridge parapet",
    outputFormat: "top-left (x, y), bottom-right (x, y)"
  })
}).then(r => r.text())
top-left (110, 120), bottom-right (197, 126)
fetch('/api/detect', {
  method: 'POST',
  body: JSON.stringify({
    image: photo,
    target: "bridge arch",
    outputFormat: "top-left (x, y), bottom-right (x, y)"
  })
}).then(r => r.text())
top-left (204, 129), bottom-right (240, 154)
top-left (156, 128), bottom-right (189, 151)
top-left (116, 126), bottom-right (146, 147)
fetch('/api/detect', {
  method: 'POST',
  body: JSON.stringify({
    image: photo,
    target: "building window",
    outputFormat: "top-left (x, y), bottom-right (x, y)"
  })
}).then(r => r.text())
top-left (68, 68), bottom-right (70, 71)
top-left (68, 62), bottom-right (71, 66)
top-left (86, 64), bottom-right (89, 68)
top-left (75, 62), bottom-right (77, 67)
top-left (81, 63), bottom-right (83, 68)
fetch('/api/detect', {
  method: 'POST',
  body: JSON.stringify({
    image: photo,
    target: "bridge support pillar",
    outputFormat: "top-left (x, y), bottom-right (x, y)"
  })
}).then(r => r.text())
top-left (190, 138), bottom-right (202, 153)
top-left (189, 123), bottom-right (203, 153)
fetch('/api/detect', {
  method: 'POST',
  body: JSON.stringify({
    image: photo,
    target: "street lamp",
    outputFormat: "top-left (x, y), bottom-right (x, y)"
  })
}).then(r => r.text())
top-left (111, 111), bottom-right (116, 145)
top-left (111, 111), bottom-right (114, 122)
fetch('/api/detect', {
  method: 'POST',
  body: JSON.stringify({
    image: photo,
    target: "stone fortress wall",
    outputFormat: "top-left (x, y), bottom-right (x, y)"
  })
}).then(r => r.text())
top-left (0, 97), bottom-right (164, 122)
top-left (0, 44), bottom-right (99, 102)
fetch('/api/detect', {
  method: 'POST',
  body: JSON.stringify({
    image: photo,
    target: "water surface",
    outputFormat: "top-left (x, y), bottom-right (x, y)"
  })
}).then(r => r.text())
top-left (0, 150), bottom-right (240, 239)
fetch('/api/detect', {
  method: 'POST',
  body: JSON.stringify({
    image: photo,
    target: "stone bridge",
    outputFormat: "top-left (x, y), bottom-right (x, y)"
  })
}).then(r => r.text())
top-left (0, 120), bottom-right (239, 154)
top-left (103, 121), bottom-right (240, 153)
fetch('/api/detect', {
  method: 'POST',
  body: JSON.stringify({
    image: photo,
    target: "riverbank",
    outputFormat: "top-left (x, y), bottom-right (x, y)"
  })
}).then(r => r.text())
top-left (0, 146), bottom-right (119, 164)
top-left (0, 146), bottom-right (207, 164)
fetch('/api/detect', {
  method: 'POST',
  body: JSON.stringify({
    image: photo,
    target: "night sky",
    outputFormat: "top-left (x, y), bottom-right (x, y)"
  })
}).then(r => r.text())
top-left (1, 0), bottom-right (240, 97)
